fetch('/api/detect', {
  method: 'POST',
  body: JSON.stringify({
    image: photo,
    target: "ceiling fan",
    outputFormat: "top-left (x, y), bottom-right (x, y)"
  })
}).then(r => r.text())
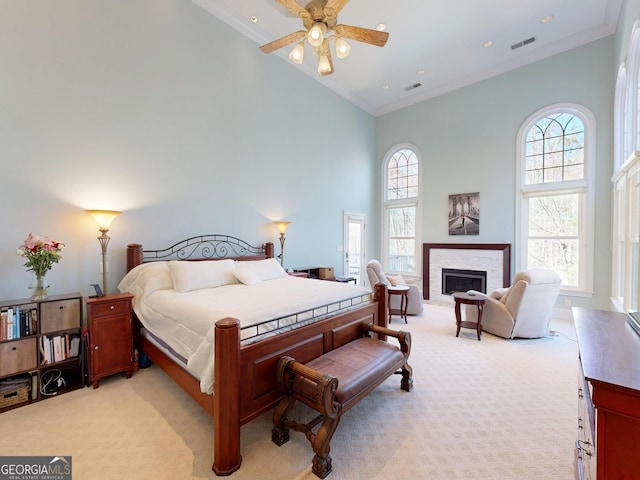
top-left (259, 0), bottom-right (389, 76)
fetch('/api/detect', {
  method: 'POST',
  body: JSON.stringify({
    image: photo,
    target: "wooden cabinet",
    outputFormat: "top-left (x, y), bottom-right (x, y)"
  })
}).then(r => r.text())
top-left (573, 307), bottom-right (640, 479)
top-left (0, 293), bottom-right (84, 412)
top-left (86, 293), bottom-right (133, 388)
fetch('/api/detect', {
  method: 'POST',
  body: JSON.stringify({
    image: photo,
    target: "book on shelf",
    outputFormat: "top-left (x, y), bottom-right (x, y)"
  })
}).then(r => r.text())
top-left (0, 308), bottom-right (6, 341)
top-left (7, 307), bottom-right (14, 340)
top-left (40, 333), bottom-right (81, 364)
top-left (0, 305), bottom-right (38, 341)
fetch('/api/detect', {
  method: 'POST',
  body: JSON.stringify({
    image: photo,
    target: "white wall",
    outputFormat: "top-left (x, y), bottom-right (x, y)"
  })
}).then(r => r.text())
top-left (376, 37), bottom-right (615, 311)
top-left (0, 0), bottom-right (376, 300)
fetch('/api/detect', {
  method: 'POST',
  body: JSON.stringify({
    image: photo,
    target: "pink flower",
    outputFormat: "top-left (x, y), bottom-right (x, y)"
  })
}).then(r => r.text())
top-left (17, 233), bottom-right (65, 277)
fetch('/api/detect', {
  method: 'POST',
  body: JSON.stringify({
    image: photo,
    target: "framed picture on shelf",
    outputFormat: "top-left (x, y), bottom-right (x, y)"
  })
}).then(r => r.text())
top-left (448, 192), bottom-right (479, 235)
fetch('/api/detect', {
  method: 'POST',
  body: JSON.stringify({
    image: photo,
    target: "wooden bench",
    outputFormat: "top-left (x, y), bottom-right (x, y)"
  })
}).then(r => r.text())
top-left (271, 322), bottom-right (413, 478)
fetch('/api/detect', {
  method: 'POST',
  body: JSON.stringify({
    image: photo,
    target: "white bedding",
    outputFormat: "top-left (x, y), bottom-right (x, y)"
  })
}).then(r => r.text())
top-left (117, 259), bottom-right (371, 394)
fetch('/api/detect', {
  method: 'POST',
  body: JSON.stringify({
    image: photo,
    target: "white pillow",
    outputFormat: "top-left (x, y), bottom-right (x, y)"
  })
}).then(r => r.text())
top-left (232, 266), bottom-right (262, 286)
top-left (168, 259), bottom-right (237, 293)
top-left (237, 258), bottom-right (288, 281)
top-left (117, 262), bottom-right (174, 298)
top-left (387, 274), bottom-right (407, 286)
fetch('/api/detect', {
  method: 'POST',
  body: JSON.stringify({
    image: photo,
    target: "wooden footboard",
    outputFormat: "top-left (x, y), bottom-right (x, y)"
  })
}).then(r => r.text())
top-left (213, 282), bottom-right (387, 475)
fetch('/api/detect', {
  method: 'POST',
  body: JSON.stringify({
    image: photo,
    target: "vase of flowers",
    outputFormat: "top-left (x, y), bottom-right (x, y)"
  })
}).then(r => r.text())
top-left (17, 233), bottom-right (65, 301)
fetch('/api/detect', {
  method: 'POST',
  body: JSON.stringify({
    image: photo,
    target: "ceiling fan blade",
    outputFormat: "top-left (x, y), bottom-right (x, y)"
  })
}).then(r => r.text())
top-left (259, 30), bottom-right (307, 53)
top-left (335, 24), bottom-right (389, 47)
top-left (275, 0), bottom-right (310, 20)
top-left (324, 0), bottom-right (349, 16)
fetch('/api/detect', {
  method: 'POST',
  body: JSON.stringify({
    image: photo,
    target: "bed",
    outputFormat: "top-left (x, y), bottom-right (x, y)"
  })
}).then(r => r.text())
top-left (120, 235), bottom-right (388, 476)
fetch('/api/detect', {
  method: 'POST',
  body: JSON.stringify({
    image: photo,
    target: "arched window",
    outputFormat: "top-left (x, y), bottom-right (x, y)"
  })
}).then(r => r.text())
top-left (516, 104), bottom-right (595, 294)
top-left (382, 145), bottom-right (421, 276)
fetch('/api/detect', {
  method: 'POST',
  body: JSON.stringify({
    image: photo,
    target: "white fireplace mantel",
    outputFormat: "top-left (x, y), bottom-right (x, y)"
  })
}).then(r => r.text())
top-left (422, 243), bottom-right (511, 304)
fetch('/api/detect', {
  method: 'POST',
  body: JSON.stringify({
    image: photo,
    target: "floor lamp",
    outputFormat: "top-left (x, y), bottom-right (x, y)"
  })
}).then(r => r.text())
top-left (86, 209), bottom-right (121, 295)
top-left (273, 221), bottom-right (291, 267)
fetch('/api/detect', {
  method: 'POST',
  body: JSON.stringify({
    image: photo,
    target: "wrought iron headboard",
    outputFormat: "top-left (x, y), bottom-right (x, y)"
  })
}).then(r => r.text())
top-left (126, 235), bottom-right (274, 271)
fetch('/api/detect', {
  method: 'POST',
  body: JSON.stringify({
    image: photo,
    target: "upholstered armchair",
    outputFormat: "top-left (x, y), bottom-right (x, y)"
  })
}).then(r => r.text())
top-left (464, 268), bottom-right (561, 338)
top-left (366, 259), bottom-right (424, 315)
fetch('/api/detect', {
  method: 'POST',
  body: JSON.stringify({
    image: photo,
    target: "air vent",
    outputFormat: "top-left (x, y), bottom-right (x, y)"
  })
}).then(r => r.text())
top-left (405, 82), bottom-right (422, 92)
top-left (511, 36), bottom-right (536, 50)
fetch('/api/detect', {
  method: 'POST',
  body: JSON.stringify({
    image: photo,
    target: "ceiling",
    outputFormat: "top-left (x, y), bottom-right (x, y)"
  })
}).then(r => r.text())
top-left (192, 0), bottom-right (623, 116)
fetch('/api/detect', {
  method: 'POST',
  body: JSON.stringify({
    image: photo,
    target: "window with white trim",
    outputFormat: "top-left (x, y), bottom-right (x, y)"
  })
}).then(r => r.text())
top-left (382, 146), bottom-right (421, 275)
top-left (517, 105), bottom-right (595, 294)
top-left (612, 19), bottom-right (640, 311)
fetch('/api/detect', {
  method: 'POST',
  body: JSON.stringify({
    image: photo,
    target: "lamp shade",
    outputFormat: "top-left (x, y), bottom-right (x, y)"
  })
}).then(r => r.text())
top-left (289, 43), bottom-right (304, 64)
top-left (274, 221), bottom-right (291, 234)
top-left (307, 23), bottom-right (325, 47)
top-left (335, 37), bottom-right (351, 59)
top-left (86, 209), bottom-right (121, 231)
top-left (317, 55), bottom-right (331, 74)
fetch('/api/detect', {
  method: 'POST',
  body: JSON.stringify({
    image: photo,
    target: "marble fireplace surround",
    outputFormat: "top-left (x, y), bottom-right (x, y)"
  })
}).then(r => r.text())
top-left (423, 243), bottom-right (511, 303)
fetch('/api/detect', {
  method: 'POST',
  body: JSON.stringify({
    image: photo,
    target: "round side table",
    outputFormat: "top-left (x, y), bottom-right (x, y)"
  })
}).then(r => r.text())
top-left (388, 285), bottom-right (410, 323)
top-left (452, 292), bottom-right (485, 341)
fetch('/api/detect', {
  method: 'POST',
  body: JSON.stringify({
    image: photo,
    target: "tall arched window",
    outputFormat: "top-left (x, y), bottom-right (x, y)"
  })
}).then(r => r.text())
top-left (516, 104), bottom-right (595, 294)
top-left (382, 145), bottom-right (421, 276)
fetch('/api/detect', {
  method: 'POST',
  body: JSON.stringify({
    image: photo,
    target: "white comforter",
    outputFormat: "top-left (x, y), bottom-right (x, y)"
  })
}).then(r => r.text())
top-left (118, 259), bottom-right (370, 394)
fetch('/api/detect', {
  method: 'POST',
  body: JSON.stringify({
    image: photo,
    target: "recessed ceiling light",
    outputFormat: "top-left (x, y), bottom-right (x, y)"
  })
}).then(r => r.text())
top-left (250, 15), bottom-right (258, 23)
top-left (540, 15), bottom-right (553, 24)
top-left (417, 69), bottom-right (425, 75)
top-left (483, 40), bottom-right (494, 48)
top-left (375, 23), bottom-right (386, 32)
top-left (382, 84), bottom-right (390, 90)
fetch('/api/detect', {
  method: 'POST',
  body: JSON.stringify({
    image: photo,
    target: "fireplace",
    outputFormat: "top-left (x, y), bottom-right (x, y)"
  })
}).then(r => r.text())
top-left (423, 243), bottom-right (511, 303)
top-left (442, 268), bottom-right (487, 295)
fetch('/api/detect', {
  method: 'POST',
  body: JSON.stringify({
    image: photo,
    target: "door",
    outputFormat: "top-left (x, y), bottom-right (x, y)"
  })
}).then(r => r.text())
top-left (343, 212), bottom-right (366, 285)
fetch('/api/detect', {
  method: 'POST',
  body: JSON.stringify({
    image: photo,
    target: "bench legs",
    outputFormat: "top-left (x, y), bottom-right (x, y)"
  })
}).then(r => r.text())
top-left (272, 357), bottom-right (342, 478)
top-left (272, 405), bottom-right (340, 479)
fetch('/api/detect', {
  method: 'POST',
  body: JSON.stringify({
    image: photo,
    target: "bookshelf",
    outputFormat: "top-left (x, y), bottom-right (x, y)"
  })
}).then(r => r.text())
top-left (0, 293), bottom-right (84, 412)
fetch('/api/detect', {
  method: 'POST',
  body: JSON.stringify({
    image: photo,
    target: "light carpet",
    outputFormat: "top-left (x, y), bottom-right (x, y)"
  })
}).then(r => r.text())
top-left (0, 303), bottom-right (578, 479)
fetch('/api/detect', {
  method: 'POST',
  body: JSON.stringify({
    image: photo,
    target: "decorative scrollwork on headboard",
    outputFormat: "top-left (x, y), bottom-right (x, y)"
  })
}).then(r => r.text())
top-left (125, 235), bottom-right (274, 272)
top-left (142, 235), bottom-right (267, 262)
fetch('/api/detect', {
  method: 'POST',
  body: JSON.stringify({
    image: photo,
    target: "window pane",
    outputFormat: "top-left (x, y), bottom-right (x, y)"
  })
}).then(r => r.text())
top-left (387, 206), bottom-right (416, 273)
top-left (528, 238), bottom-right (579, 287)
top-left (564, 164), bottom-right (584, 181)
top-left (525, 113), bottom-right (585, 184)
top-left (388, 239), bottom-right (415, 273)
top-left (528, 194), bottom-right (579, 237)
top-left (387, 149), bottom-right (418, 200)
top-left (389, 206), bottom-right (415, 236)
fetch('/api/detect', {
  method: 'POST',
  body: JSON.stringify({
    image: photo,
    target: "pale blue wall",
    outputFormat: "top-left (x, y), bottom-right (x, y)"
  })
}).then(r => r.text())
top-left (0, 0), bottom-right (376, 299)
top-left (376, 37), bottom-right (615, 310)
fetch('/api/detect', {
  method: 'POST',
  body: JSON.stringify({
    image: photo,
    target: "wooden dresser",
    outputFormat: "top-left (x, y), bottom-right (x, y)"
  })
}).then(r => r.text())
top-left (573, 307), bottom-right (640, 479)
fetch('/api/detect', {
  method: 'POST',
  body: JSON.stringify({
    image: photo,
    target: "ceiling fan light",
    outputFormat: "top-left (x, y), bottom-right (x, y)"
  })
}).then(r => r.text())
top-left (317, 55), bottom-right (331, 74)
top-left (308, 23), bottom-right (325, 47)
top-left (335, 37), bottom-right (351, 59)
top-left (289, 43), bottom-right (304, 64)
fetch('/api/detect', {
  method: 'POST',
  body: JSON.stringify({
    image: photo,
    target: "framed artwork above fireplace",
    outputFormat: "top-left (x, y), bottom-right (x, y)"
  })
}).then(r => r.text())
top-left (448, 192), bottom-right (479, 235)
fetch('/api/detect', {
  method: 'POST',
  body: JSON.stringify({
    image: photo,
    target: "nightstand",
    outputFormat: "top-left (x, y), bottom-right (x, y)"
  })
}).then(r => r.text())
top-left (86, 293), bottom-right (134, 388)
